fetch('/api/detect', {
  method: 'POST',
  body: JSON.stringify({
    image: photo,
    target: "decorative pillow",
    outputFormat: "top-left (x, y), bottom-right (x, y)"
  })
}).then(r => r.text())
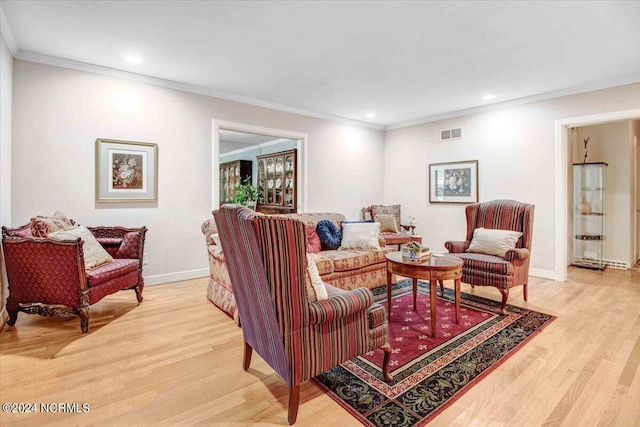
top-left (14, 227), bottom-right (33, 238)
top-left (371, 204), bottom-right (401, 229)
top-left (374, 214), bottom-right (399, 233)
top-left (306, 224), bottom-right (322, 253)
top-left (49, 225), bottom-right (114, 270)
top-left (305, 253), bottom-right (328, 301)
top-left (30, 211), bottom-right (74, 237)
top-left (316, 220), bottom-right (342, 250)
top-left (466, 228), bottom-right (523, 258)
top-left (340, 222), bottom-right (381, 250)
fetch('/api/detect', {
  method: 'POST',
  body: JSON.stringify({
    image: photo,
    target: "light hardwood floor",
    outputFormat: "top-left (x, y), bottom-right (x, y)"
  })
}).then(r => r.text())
top-left (0, 267), bottom-right (639, 426)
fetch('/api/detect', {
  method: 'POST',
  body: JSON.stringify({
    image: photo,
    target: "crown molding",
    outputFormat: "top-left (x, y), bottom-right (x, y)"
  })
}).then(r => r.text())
top-left (385, 73), bottom-right (640, 130)
top-left (14, 50), bottom-right (385, 131)
top-left (0, 6), bottom-right (18, 56)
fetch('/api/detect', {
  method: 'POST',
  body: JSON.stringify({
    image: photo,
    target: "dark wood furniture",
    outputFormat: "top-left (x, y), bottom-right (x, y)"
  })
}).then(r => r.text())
top-left (256, 149), bottom-right (296, 214)
top-left (220, 160), bottom-right (252, 204)
top-left (386, 252), bottom-right (463, 338)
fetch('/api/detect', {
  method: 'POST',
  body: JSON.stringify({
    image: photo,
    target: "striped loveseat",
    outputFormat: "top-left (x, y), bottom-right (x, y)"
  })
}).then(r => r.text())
top-left (201, 212), bottom-right (393, 325)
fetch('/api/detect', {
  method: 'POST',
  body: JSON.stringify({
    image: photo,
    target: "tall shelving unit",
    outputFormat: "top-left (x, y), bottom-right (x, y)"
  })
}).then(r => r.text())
top-left (572, 162), bottom-right (608, 270)
top-left (219, 160), bottom-right (252, 204)
top-left (256, 149), bottom-right (297, 214)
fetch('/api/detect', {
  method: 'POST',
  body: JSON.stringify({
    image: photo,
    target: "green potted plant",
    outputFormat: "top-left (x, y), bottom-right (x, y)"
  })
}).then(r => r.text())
top-left (233, 177), bottom-right (259, 209)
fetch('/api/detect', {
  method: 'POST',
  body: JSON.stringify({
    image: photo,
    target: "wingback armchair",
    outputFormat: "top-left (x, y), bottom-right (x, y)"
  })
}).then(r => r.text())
top-left (214, 205), bottom-right (392, 424)
top-left (2, 223), bottom-right (147, 333)
top-left (361, 203), bottom-right (412, 248)
top-left (444, 199), bottom-right (534, 313)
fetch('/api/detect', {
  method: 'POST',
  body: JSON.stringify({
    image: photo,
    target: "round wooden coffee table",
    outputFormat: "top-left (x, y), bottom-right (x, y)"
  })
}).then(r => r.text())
top-left (385, 252), bottom-right (463, 338)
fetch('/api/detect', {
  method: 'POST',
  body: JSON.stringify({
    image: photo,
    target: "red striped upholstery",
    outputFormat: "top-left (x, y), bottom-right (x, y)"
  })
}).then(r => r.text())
top-left (445, 199), bottom-right (534, 311)
top-left (214, 205), bottom-right (390, 399)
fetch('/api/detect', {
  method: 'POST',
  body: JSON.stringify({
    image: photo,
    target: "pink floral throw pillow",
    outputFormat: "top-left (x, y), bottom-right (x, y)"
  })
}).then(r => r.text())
top-left (306, 224), bottom-right (322, 253)
top-left (30, 211), bottom-right (74, 237)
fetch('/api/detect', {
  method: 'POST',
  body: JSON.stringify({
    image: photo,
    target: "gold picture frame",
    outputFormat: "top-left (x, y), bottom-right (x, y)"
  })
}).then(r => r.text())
top-left (429, 160), bottom-right (478, 204)
top-left (96, 138), bottom-right (158, 202)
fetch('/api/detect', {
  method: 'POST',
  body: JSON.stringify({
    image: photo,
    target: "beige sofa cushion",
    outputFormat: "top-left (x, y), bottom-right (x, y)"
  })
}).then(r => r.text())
top-left (320, 247), bottom-right (393, 272)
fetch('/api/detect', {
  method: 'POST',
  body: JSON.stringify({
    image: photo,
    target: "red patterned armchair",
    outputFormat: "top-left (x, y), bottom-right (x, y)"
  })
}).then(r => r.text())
top-left (2, 223), bottom-right (147, 333)
top-left (214, 205), bottom-right (392, 424)
top-left (444, 199), bottom-right (534, 313)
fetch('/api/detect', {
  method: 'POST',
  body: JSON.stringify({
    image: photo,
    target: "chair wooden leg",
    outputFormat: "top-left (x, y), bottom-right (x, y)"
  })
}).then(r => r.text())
top-left (523, 282), bottom-right (528, 301)
top-left (438, 279), bottom-right (444, 297)
top-left (499, 288), bottom-right (509, 314)
top-left (79, 289), bottom-right (90, 333)
top-left (381, 343), bottom-right (394, 382)
top-left (288, 385), bottom-right (300, 425)
top-left (6, 299), bottom-right (18, 326)
top-left (243, 341), bottom-right (253, 371)
top-left (135, 283), bottom-right (144, 303)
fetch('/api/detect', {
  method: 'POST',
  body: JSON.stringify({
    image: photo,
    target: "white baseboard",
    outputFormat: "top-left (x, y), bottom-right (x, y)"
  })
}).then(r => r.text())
top-left (529, 268), bottom-right (556, 280)
top-left (143, 268), bottom-right (209, 286)
top-left (0, 306), bottom-right (8, 330)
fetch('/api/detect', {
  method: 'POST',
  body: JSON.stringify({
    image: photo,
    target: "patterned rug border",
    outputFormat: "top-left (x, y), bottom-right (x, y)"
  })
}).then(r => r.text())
top-left (313, 280), bottom-right (557, 426)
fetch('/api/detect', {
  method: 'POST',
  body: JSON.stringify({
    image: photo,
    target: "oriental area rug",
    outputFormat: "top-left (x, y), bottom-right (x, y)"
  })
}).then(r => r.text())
top-left (313, 280), bottom-right (555, 426)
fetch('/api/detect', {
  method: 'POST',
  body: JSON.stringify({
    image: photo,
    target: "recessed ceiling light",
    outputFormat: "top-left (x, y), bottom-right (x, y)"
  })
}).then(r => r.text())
top-left (365, 113), bottom-right (376, 118)
top-left (482, 94), bottom-right (496, 100)
top-left (123, 55), bottom-right (142, 64)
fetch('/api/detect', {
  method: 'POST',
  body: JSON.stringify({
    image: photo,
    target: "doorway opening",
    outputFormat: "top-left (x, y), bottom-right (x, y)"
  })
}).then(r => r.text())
top-left (554, 109), bottom-right (640, 281)
top-left (211, 120), bottom-right (308, 213)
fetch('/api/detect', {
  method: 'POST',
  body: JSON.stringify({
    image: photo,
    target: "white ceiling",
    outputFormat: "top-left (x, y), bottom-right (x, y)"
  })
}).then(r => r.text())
top-left (2, 1), bottom-right (639, 128)
top-left (219, 129), bottom-right (280, 154)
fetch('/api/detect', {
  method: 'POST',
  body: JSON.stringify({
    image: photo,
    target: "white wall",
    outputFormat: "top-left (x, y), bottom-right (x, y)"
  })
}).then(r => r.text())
top-left (635, 120), bottom-right (640, 263)
top-left (0, 34), bottom-right (13, 320)
top-left (384, 83), bottom-right (640, 277)
top-left (11, 60), bottom-right (385, 284)
top-left (575, 122), bottom-right (633, 266)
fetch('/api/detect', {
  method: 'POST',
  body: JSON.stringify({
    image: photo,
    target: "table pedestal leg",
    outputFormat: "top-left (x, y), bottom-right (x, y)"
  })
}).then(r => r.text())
top-left (429, 274), bottom-right (437, 338)
top-left (412, 278), bottom-right (418, 311)
top-left (387, 269), bottom-right (393, 315)
top-left (455, 278), bottom-right (461, 324)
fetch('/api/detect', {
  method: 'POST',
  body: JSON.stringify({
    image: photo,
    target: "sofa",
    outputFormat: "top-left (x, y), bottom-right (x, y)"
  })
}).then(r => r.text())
top-left (201, 212), bottom-right (394, 325)
top-left (2, 215), bottom-right (147, 333)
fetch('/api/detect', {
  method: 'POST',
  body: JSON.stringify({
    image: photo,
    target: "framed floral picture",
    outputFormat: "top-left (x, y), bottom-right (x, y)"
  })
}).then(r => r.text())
top-left (96, 139), bottom-right (158, 202)
top-left (429, 160), bottom-right (478, 204)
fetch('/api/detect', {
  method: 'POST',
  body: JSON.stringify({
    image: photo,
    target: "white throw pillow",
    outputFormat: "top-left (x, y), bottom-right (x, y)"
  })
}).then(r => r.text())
top-left (466, 228), bottom-right (523, 258)
top-left (49, 225), bottom-right (114, 270)
top-left (306, 253), bottom-right (328, 301)
top-left (340, 222), bottom-right (381, 250)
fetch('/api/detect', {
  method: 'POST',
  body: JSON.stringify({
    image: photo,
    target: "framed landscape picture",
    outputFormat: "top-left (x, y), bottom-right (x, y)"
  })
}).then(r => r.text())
top-left (429, 160), bottom-right (478, 204)
top-left (96, 139), bottom-right (158, 202)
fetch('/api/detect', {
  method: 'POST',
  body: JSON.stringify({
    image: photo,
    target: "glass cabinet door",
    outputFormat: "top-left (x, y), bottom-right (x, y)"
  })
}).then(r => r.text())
top-left (284, 154), bottom-right (295, 208)
top-left (257, 160), bottom-right (265, 204)
top-left (572, 162), bottom-right (607, 270)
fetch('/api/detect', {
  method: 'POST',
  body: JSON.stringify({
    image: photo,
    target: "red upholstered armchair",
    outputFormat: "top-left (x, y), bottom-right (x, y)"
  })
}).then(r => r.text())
top-left (214, 205), bottom-right (392, 424)
top-left (444, 199), bottom-right (534, 313)
top-left (2, 223), bottom-right (147, 333)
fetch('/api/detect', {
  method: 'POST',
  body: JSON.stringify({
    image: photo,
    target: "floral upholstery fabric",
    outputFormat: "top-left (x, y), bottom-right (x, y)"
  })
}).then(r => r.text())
top-left (281, 212), bottom-right (346, 229)
top-left (320, 248), bottom-right (394, 272)
top-left (203, 217), bottom-right (240, 325)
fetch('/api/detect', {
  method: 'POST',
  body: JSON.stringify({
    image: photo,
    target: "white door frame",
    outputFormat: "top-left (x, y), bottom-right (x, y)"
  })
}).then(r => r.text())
top-left (554, 108), bottom-right (640, 281)
top-left (211, 120), bottom-right (308, 212)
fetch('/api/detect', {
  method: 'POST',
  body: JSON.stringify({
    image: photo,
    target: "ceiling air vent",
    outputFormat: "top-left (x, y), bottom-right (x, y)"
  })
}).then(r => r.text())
top-left (440, 127), bottom-right (463, 141)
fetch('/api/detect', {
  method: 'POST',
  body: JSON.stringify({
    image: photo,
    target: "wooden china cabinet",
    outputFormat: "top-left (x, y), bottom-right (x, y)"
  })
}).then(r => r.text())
top-left (256, 149), bottom-right (297, 214)
top-left (219, 160), bottom-right (252, 204)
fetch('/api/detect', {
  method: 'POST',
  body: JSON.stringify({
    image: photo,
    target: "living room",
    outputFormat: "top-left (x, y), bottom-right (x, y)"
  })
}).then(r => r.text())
top-left (1, 2), bottom-right (640, 426)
